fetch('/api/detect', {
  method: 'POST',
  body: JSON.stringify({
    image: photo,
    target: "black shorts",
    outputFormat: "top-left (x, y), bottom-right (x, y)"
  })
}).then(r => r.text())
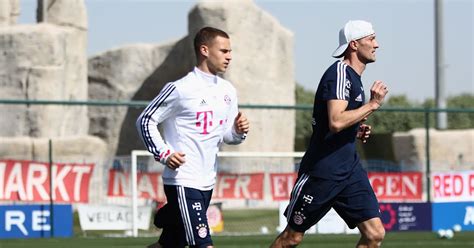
top-left (155, 185), bottom-right (213, 248)
top-left (285, 165), bottom-right (380, 232)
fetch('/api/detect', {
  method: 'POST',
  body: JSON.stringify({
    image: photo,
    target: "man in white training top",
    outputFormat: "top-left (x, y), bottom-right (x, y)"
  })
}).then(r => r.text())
top-left (136, 26), bottom-right (249, 248)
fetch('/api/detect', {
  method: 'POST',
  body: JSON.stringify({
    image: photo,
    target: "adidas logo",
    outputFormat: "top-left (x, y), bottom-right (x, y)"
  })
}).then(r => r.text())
top-left (200, 99), bottom-right (207, 106)
top-left (355, 94), bottom-right (363, 102)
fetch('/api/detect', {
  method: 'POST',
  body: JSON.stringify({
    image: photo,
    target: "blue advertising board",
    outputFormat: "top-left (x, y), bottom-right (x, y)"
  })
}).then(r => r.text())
top-left (0, 204), bottom-right (72, 239)
top-left (379, 202), bottom-right (432, 231)
top-left (432, 202), bottom-right (474, 231)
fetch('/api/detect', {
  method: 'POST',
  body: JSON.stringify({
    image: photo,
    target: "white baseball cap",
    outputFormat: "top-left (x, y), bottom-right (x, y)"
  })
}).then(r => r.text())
top-left (332, 20), bottom-right (375, 58)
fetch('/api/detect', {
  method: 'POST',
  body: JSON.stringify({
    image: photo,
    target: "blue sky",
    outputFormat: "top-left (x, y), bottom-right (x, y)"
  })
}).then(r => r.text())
top-left (19, 0), bottom-right (473, 102)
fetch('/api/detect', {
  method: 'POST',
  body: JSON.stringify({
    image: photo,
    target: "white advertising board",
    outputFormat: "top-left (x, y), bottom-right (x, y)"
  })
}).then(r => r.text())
top-left (78, 205), bottom-right (152, 230)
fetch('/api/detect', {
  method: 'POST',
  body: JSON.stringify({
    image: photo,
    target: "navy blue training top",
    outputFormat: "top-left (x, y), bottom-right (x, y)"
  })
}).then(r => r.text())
top-left (299, 61), bottom-right (366, 180)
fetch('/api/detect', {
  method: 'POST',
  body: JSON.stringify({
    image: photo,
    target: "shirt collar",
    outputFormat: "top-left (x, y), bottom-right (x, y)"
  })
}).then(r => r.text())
top-left (194, 67), bottom-right (218, 84)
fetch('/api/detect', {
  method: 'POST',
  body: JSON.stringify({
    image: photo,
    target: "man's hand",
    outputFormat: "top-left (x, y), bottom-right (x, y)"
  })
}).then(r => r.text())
top-left (165, 152), bottom-right (186, 170)
top-left (369, 80), bottom-right (388, 109)
top-left (234, 111), bottom-right (249, 135)
top-left (357, 117), bottom-right (371, 143)
top-left (357, 124), bottom-right (371, 143)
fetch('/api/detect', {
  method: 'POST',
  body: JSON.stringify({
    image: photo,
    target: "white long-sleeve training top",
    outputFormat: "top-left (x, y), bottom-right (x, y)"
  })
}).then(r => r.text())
top-left (136, 67), bottom-right (245, 190)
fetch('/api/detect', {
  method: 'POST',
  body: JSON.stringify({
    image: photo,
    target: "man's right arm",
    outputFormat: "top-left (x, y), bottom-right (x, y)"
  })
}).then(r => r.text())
top-left (328, 80), bottom-right (388, 133)
top-left (136, 83), bottom-right (178, 165)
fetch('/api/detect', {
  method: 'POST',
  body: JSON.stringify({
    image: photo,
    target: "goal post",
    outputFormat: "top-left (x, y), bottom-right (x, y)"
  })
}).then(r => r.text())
top-left (130, 150), bottom-right (151, 237)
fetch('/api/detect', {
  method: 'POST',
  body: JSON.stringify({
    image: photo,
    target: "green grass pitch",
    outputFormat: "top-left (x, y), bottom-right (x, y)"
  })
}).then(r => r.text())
top-left (1, 209), bottom-right (473, 247)
top-left (1, 232), bottom-right (474, 248)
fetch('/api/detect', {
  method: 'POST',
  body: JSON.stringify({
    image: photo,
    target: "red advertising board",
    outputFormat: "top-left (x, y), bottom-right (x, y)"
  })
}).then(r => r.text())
top-left (432, 171), bottom-right (474, 202)
top-left (107, 170), bottom-right (424, 202)
top-left (107, 170), bottom-right (265, 201)
top-left (269, 172), bottom-right (423, 201)
top-left (270, 173), bottom-right (298, 201)
top-left (107, 170), bottom-right (166, 202)
top-left (213, 173), bottom-right (264, 200)
top-left (0, 160), bottom-right (94, 203)
top-left (368, 172), bottom-right (423, 201)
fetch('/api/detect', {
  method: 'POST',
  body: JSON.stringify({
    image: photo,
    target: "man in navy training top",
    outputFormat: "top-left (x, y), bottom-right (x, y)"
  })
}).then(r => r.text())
top-left (270, 20), bottom-right (388, 248)
top-left (137, 27), bottom-right (249, 248)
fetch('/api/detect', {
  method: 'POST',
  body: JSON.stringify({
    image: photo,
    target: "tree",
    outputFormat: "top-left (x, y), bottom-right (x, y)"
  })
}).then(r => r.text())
top-left (363, 94), bottom-right (473, 133)
top-left (294, 84), bottom-right (314, 150)
top-left (447, 94), bottom-right (474, 129)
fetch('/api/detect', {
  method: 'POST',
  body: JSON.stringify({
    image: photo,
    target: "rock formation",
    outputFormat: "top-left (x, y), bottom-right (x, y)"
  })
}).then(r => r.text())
top-left (0, 0), bottom-right (107, 164)
top-left (393, 128), bottom-right (474, 171)
top-left (0, 0), bottom-right (20, 26)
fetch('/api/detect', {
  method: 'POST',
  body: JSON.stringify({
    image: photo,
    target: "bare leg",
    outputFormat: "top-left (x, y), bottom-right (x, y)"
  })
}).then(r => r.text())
top-left (270, 226), bottom-right (304, 248)
top-left (356, 217), bottom-right (385, 248)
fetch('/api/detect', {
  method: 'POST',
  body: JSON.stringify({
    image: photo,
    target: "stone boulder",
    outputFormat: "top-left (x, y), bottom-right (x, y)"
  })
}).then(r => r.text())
top-left (0, 24), bottom-right (89, 137)
top-left (0, 135), bottom-right (108, 164)
top-left (393, 128), bottom-right (474, 171)
top-left (0, 0), bottom-right (93, 164)
top-left (46, 0), bottom-right (88, 30)
top-left (0, 0), bottom-right (20, 26)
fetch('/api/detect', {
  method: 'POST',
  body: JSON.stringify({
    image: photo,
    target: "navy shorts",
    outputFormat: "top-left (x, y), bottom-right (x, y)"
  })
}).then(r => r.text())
top-left (155, 185), bottom-right (213, 248)
top-left (285, 165), bottom-right (380, 232)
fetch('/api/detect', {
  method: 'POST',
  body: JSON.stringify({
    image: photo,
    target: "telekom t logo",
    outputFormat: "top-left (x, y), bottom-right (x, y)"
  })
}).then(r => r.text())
top-left (196, 111), bottom-right (213, 134)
